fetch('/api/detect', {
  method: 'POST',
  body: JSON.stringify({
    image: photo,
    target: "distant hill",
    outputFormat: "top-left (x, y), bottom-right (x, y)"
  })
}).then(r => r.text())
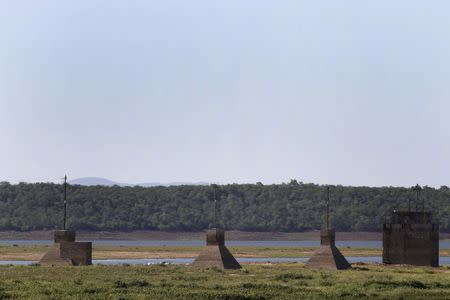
top-left (69, 177), bottom-right (209, 187)
top-left (68, 177), bottom-right (123, 186)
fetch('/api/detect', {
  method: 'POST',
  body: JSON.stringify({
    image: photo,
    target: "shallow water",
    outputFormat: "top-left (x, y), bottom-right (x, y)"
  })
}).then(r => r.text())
top-left (1, 256), bottom-right (450, 266)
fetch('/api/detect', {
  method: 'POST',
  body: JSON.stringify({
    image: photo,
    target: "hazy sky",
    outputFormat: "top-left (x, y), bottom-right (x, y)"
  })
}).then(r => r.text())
top-left (1, 1), bottom-right (449, 187)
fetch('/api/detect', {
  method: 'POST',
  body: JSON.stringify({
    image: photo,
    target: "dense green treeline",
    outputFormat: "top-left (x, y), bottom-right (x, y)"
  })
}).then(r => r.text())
top-left (0, 180), bottom-right (449, 232)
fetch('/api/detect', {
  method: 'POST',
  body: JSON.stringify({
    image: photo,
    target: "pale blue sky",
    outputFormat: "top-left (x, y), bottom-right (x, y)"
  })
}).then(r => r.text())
top-left (1, 1), bottom-right (449, 187)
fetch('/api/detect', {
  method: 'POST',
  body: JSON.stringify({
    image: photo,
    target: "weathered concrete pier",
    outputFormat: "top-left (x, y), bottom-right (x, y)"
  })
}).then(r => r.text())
top-left (305, 229), bottom-right (351, 270)
top-left (305, 186), bottom-right (351, 270)
top-left (39, 230), bottom-right (92, 266)
top-left (39, 176), bottom-right (92, 266)
top-left (192, 228), bottom-right (241, 269)
top-left (383, 210), bottom-right (439, 267)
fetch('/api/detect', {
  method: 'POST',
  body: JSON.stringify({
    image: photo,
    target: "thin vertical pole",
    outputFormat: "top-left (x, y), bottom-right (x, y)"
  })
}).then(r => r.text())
top-left (214, 187), bottom-right (217, 228)
top-left (211, 184), bottom-right (218, 229)
top-left (63, 175), bottom-right (67, 230)
top-left (416, 187), bottom-right (419, 212)
top-left (413, 184), bottom-right (423, 214)
top-left (422, 188), bottom-right (425, 213)
top-left (415, 185), bottom-right (419, 212)
top-left (326, 186), bottom-right (330, 230)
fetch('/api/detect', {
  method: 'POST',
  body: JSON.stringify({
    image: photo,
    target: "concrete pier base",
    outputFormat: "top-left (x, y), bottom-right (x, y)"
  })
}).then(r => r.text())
top-left (305, 229), bottom-right (351, 270)
top-left (192, 228), bottom-right (241, 269)
top-left (383, 211), bottom-right (439, 267)
top-left (39, 230), bottom-right (92, 266)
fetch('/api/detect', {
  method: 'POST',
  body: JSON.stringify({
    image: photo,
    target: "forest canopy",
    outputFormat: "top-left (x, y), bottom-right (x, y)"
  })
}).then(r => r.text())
top-left (0, 180), bottom-right (449, 232)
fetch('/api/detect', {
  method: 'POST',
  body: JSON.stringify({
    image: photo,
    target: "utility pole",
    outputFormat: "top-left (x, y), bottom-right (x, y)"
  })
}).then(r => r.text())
top-left (212, 184), bottom-right (218, 229)
top-left (63, 175), bottom-right (67, 230)
top-left (413, 184), bottom-right (422, 212)
top-left (422, 187), bottom-right (425, 213)
top-left (326, 186), bottom-right (330, 230)
top-left (408, 194), bottom-right (411, 212)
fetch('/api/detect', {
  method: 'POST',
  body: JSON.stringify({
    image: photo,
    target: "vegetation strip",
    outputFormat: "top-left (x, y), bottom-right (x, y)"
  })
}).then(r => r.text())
top-left (2, 181), bottom-right (450, 232)
top-left (0, 264), bottom-right (449, 299)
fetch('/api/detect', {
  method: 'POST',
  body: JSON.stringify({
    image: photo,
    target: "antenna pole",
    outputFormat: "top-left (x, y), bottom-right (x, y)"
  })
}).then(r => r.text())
top-left (212, 184), bottom-right (218, 229)
top-left (326, 186), bottom-right (330, 230)
top-left (412, 184), bottom-right (423, 213)
top-left (412, 184), bottom-right (420, 212)
top-left (63, 175), bottom-right (67, 230)
top-left (416, 186), bottom-right (419, 212)
top-left (414, 185), bottom-right (418, 212)
top-left (422, 188), bottom-right (425, 213)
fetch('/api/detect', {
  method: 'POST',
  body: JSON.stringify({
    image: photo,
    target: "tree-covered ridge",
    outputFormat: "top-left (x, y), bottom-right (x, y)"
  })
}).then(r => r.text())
top-left (0, 181), bottom-right (449, 232)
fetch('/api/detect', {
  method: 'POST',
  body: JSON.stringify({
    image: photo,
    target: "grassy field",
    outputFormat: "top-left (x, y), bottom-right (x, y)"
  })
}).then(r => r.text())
top-left (0, 263), bottom-right (450, 299)
top-left (1, 245), bottom-right (450, 260)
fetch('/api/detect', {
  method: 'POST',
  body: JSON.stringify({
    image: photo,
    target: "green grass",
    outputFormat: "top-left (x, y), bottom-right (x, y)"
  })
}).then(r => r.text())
top-left (0, 264), bottom-right (450, 299)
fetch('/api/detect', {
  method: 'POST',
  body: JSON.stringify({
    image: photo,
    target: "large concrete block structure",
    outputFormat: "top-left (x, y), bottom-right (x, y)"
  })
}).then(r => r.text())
top-left (383, 211), bottom-right (439, 267)
top-left (305, 186), bottom-right (351, 270)
top-left (305, 229), bottom-right (351, 270)
top-left (39, 230), bottom-right (92, 266)
top-left (192, 184), bottom-right (241, 269)
top-left (192, 228), bottom-right (241, 269)
top-left (39, 175), bottom-right (93, 266)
